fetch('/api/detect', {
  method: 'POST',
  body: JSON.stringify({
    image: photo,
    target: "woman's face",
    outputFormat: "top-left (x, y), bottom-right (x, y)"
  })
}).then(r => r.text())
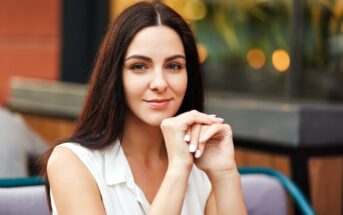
top-left (123, 26), bottom-right (188, 126)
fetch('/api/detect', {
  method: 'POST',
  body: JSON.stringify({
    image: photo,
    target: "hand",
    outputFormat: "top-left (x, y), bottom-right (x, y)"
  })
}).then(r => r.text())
top-left (160, 110), bottom-right (223, 172)
top-left (188, 122), bottom-right (237, 177)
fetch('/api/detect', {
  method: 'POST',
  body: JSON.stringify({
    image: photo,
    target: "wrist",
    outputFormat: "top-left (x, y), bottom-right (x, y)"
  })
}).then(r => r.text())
top-left (205, 160), bottom-right (239, 179)
top-left (206, 167), bottom-right (240, 183)
top-left (166, 164), bottom-right (192, 181)
top-left (207, 170), bottom-right (242, 194)
top-left (168, 157), bottom-right (193, 173)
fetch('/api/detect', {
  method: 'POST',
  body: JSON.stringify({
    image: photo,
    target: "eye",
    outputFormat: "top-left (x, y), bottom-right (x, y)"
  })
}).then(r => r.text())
top-left (129, 64), bottom-right (148, 71)
top-left (166, 63), bottom-right (182, 71)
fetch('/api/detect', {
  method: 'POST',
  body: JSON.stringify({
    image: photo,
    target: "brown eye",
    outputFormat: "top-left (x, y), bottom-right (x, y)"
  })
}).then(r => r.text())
top-left (130, 64), bottom-right (147, 71)
top-left (166, 63), bottom-right (182, 71)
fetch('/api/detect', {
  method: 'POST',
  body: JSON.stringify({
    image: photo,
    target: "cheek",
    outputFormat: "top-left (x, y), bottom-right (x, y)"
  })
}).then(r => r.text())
top-left (123, 73), bottom-right (146, 99)
top-left (172, 73), bottom-right (187, 97)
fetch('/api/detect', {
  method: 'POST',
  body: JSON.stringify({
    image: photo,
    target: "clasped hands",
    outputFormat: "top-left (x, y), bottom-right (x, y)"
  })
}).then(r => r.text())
top-left (161, 110), bottom-right (237, 178)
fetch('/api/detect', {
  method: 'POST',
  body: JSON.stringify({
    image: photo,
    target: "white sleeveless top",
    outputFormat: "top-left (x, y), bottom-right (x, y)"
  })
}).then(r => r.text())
top-left (50, 141), bottom-right (212, 215)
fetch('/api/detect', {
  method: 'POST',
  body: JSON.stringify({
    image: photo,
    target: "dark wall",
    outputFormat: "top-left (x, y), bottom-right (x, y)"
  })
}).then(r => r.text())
top-left (61, 0), bottom-right (109, 83)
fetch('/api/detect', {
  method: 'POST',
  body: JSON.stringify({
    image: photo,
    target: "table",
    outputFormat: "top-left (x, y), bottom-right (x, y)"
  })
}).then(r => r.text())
top-left (207, 94), bottom-right (343, 200)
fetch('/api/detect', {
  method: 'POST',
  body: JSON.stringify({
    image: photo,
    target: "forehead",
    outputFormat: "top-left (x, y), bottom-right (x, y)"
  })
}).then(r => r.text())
top-left (125, 26), bottom-right (185, 57)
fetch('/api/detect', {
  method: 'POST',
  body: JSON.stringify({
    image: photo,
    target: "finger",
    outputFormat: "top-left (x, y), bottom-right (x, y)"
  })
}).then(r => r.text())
top-left (184, 129), bottom-right (191, 143)
top-left (199, 123), bottom-right (231, 144)
top-left (194, 125), bottom-right (209, 158)
top-left (178, 110), bottom-right (224, 130)
top-left (188, 124), bottom-right (201, 153)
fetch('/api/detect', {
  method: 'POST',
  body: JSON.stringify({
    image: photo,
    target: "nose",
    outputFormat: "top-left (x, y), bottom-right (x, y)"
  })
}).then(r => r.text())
top-left (149, 68), bottom-right (168, 92)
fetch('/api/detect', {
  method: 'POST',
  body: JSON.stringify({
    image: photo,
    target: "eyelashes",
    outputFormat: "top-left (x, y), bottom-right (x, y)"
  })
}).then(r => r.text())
top-left (128, 63), bottom-right (184, 72)
top-left (165, 63), bottom-right (182, 70)
top-left (129, 64), bottom-right (147, 71)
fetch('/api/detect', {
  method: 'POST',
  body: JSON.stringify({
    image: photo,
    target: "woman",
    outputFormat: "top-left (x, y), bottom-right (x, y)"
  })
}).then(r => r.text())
top-left (45, 2), bottom-right (247, 214)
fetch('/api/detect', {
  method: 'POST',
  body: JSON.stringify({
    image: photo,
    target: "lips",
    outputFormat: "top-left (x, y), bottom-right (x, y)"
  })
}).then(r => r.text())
top-left (144, 98), bottom-right (172, 109)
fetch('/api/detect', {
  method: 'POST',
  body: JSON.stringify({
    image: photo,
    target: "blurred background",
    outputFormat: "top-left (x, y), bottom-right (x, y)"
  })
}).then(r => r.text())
top-left (0, 0), bottom-right (342, 214)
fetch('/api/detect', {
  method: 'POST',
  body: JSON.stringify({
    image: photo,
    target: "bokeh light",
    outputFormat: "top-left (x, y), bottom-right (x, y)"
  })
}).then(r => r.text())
top-left (272, 49), bottom-right (290, 72)
top-left (110, 0), bottom-right (142, 19)
top-left (184, 0), bottom-right (207, 20)
top-left (162, 0), bottom-right (187, 17)
top-left (197, 43), bottom-right (208, 63)
top-left (246, 48), bottom-right (266, 70)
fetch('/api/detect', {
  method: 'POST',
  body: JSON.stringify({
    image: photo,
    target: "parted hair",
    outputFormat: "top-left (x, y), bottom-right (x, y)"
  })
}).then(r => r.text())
top-left (67, 1), bottom-right (204, 149)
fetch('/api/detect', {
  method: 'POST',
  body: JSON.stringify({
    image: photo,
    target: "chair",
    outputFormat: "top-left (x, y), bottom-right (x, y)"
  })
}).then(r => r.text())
top-left (239, 167), bottom-right (316, 215)
top-left (0, 177), bottom-right (49, 215)
top-left (0, 168), bottom-right (315, 215)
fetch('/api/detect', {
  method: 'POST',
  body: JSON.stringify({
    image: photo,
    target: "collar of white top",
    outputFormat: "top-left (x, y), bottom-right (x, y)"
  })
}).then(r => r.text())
top-left (104, 140), bottom-right (134, 186)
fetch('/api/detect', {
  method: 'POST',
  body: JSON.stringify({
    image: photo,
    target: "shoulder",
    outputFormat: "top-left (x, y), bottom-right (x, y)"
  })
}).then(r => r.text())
top-left (47, 142), bottom-right (103, 182)
top-left (47, 143), bottom-right (85, 173)
top-left (47, 144), bottom-right (106, 214)
top-left (54, 142), bottom-right (91, 156)
top-left (47, 143), bottom-right (96, 191)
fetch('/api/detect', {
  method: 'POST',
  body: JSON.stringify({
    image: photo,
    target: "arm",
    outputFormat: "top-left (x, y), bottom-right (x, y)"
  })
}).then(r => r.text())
top-left (148, 110), bottom-right (223, 215)
top-left (205, 169), bottom-right (247, 215)
top-left (47, 146), bottom-right (106, 215)
top-left (148, 165), bottom-right (191, 215)
top-left (193, 123), bottom-right (247, 215)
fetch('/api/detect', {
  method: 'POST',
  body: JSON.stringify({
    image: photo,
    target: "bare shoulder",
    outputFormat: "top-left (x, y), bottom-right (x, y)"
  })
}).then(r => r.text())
top-left (47, 145), bottom-right (92, 187)
top-left (47, 145), bottom-right (106, 215)
top-left (48, 145), bottom-right (80, 172)
top-left (47, 145), bottom-right (89, 176)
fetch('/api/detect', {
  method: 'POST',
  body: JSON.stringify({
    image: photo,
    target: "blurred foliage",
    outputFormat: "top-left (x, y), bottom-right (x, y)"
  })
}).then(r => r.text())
top-left (189, 0), bottom-right (292, 96)
top-left (113, 0), bottom-right (343, 101)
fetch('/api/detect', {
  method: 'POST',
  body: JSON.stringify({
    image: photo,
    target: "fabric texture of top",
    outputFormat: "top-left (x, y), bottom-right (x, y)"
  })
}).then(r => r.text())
top-left (50, 141), bottom-right (212, 214)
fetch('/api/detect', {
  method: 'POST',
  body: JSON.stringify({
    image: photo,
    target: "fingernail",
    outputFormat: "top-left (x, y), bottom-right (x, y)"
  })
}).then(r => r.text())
top-left (188, 144), bottom-right (197, 153)
top-left (184, 134), bottom-right (190, 142)
top-left (195, 149), bottom-right (202, 158)
top-left (209, 114), bottom-right (216, 117)
top-left (216, 117), bottom-right (224, 122)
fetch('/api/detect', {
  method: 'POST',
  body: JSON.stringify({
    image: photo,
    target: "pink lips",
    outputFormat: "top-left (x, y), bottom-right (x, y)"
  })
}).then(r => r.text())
top-left (145, 98), bottom-right (172, 109)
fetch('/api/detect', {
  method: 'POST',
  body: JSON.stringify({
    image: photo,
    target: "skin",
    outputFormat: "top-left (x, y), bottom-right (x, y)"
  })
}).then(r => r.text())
top-left (47, 25), bottom-right (247, 215)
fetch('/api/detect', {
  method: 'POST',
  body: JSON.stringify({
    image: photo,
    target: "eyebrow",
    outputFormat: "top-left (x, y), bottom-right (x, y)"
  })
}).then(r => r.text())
top-left (124, 54), bottom-right (186, 62)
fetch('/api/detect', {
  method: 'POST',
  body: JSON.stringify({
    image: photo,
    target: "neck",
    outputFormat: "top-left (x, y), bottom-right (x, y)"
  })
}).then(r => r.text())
top-left (121, 112), bottom-right (167, 164)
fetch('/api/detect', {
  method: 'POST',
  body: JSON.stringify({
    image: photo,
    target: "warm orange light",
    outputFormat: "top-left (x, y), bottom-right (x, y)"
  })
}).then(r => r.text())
top-left (110, 0), bottom-right (142, 19)
top-left (163, 0), bottom-right (187, 17)
top-left (246, 48), bottom-right (266, 70)
top-left (184, 0), bottom-right (207, 20)
top-left (272, 49), bottom-right (290, 72)
top-left (197, 43), bottom-right (208, 63)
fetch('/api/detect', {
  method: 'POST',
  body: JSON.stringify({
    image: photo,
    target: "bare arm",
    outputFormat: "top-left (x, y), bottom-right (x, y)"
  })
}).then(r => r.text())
top-left (47, 146), bottom-right (106, 215)
top-left (205, 191), bottom-right (217, 215)
top-left (193, 123), bottom-right (247, 215)
top-left (205, 170), bottom-right (247, 215)
top-left (147, 165), bottom-right (191, 215)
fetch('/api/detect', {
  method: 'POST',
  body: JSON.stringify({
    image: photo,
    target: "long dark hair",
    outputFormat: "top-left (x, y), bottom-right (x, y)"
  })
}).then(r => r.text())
top-left (41, 1), bottom-right (204, 209)
top-left (70, 1), bottom-right (204, 150)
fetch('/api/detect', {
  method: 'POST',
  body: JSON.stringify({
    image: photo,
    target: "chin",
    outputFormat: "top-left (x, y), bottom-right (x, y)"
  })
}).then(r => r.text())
top-left (142, 111), bottom-right (177, 127)
top-left (143, 116), bottom-right (169, 127)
